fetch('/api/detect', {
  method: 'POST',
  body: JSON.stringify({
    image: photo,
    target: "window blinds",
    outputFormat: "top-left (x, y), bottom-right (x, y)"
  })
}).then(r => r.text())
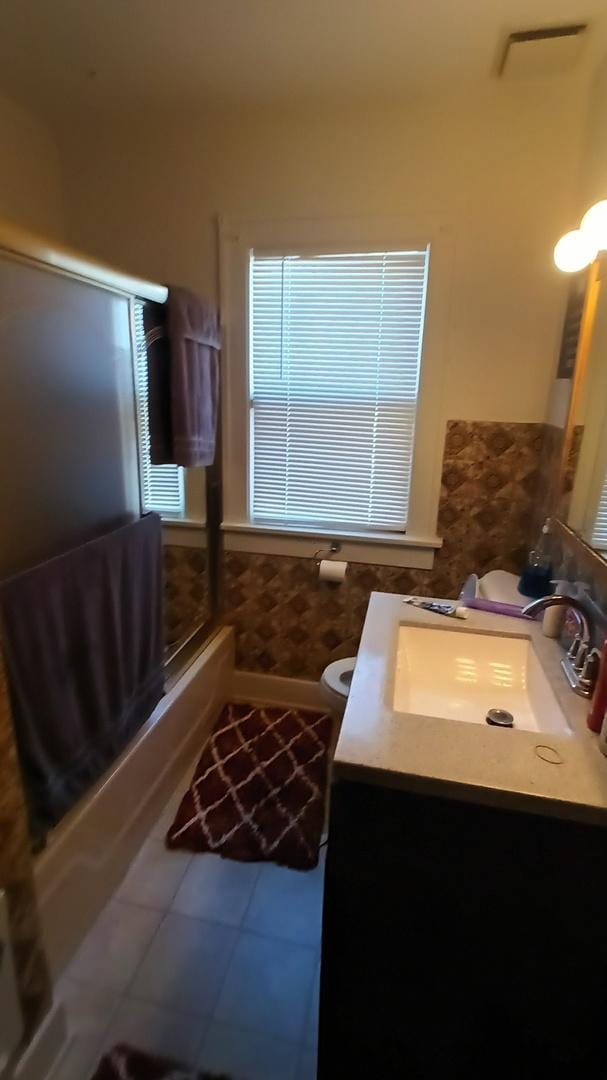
top-left (592, 474), bottom-right (607, 552)
top-left (133, 301), bottom-right (184, 516)
top-left (250, 249), bottom-right (429, 531)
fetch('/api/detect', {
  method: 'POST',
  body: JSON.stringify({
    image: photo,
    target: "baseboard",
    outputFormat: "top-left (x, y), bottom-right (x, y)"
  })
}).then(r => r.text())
top-left (12, 1001), bottom-right (67, 1080)
top-left (231, 669), bottom-right (325, 710)
top-left (35, 627), bottom-right (234, 979)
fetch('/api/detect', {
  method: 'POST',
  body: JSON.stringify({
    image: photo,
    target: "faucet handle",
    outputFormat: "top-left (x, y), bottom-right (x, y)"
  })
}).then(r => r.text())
top-left (579, 647), bottom-right (602, 693)
top-left (567, 635), bottom-right (584, 664)
top-left (573, 640), bottom-right (589, 674)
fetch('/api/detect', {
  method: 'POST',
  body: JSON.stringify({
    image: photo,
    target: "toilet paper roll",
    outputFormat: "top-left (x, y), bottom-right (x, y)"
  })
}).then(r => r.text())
top-left (319, 558), bottom-right (348, 583)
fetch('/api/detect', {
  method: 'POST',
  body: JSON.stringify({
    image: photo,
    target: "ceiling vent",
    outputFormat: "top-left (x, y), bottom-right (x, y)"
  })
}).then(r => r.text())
top-left (498, 24), bottom-right (588, 79)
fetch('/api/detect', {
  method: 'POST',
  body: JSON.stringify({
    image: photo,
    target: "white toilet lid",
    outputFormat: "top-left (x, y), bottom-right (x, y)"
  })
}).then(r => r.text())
top-left (322, 657), bottom-right (356, 697)
top-left (478, 570), bottom-right (525, 605)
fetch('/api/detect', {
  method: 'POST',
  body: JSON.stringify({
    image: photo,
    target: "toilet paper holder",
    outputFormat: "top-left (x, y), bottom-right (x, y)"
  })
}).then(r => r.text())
top-left (314, 540), bottom-right (342, 564)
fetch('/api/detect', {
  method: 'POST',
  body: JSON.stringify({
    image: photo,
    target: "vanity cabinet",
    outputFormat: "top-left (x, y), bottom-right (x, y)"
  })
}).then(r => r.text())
top-left (319, 778), bottom-right (607, 1079)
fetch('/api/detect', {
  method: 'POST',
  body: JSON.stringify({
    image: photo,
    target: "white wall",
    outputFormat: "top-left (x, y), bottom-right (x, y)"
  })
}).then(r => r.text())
top-left (542, 56), bottom-right (607, 436)
top-left (0, 90), bottom-right (64, 237)
top-left (576, 56), bottom-right (607, 212)
top-left (58, 79), bottom-right (586, 423)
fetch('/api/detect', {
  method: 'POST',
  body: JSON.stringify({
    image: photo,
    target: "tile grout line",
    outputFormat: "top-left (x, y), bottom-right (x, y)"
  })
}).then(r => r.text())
top-left (158, 841), bottom-right (193, 909)
top-left (115, 902), bottom-right (240, 1046)
top-left (67, 761), bottom-right (321, 1070)
top-left (234, 860), bottom-right (264, 931)
top-left (190, 1013), bottom-right (214, 1070)
top-left (118, 905), bottom-right (171, 1001)
top-left (194, 857), bottom-right (267, 1056)
top-left (123, 990), bottom-right (213, 1023)
top-left (204, 906), bottom-right (247, 1024)
top-left (65, 878), bottom-right (322, 994)
top-left (86, 990), bottom-right (125, 1069)
top-left (205, 934), bottom-right (319, 1048)
top-left (108, 890), bottom-right (321, 945)
top-left (117, 855), bottom-right (194, 913)
top-left (197, 1019), bottom-right (306, 1075)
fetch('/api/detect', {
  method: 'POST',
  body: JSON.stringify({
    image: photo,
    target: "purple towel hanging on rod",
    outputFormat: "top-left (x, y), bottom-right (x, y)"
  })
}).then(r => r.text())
top-left (144, 286), bottom-right (220, 467)
top-left (0, 513), bottom-right (164, 840)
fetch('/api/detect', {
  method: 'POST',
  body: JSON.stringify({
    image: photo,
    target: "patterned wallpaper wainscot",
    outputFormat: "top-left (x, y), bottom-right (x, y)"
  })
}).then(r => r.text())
top-left (163, 545), bottom-right (210, 653)
top-left (224, 420), bottom-right (547, 679)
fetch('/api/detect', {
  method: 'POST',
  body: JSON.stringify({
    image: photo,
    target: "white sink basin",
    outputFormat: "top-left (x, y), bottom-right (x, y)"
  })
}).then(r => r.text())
top-left (393, 625), bottom-right (571, 735)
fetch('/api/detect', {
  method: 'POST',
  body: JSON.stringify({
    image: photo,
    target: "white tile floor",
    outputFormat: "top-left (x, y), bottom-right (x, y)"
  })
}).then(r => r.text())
top-left (49, 761), bottom-right (323, 1080)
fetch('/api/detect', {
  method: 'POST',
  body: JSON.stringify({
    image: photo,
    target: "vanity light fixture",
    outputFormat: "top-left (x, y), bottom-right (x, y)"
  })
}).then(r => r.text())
top-left (554, 229), bottom-right (598, 273)
top-left (581, 199), bottom-right (607, 249)
top-left (554, 199), bottom-right (607, 272)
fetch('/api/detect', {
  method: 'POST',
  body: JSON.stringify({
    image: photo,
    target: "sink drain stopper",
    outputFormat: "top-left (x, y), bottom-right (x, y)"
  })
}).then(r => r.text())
top-left (486, 708), bottom-right (514, 727)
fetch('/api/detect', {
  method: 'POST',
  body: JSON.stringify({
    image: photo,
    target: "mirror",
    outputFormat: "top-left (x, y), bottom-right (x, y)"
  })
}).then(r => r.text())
top-left (552, 261), bottom-right (607, 556)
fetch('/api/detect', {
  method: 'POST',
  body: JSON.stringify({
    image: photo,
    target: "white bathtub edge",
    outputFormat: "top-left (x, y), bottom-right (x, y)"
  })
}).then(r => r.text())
top-left (35, 627), bottom-right (234, 979)
top-left (13, 1000), bottom-right (67, 1080)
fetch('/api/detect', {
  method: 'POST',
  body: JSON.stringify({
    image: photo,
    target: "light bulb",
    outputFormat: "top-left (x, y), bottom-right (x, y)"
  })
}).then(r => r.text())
top-left (553, 229), bottom-right (597, 273)
top-left (581, 200), bottom-right (607, 251)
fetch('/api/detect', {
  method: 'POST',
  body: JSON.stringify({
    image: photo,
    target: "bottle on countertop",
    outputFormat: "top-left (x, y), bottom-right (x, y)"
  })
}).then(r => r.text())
top-left (562, 581), bottom-right (593, 648)
top-left (589, 639), bottom-right (607, 735)
top-left (599, 709), bottom-right (607, 756)
top-left (519, 521), bottom-right (553, 600)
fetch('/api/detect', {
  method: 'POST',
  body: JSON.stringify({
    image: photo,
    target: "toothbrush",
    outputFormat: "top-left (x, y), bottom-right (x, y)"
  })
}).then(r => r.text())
top-left (402, 597), bottom-right (469, 620)
top-left (462, 597), bottom-right (530, 619)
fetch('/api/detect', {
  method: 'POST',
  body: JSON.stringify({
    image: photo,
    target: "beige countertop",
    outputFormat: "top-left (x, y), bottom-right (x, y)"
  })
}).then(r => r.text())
top-left (335, 592), bottom-right (607, 826)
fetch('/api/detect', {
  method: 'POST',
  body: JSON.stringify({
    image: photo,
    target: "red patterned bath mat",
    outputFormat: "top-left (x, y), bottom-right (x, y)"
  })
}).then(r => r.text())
top-left (91, 1044), bottom-right (229, 1079)
top-left (166, 702), bottom-right (333, 870)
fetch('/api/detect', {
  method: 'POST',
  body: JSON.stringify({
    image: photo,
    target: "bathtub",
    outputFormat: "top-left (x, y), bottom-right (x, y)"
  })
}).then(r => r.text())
top-left (34, 626), bottom-right (234, 978)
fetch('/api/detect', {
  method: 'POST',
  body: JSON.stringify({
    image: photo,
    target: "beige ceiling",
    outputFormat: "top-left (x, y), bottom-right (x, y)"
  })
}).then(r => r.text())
top-left (0, 0), bottom-right (606, 117)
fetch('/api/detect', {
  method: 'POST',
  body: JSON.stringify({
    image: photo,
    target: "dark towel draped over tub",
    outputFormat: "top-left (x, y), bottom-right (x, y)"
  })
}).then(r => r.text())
top-left (144, 287), bottom-right (220, 467)
top-left (0, 513), bottom-right (164, 840)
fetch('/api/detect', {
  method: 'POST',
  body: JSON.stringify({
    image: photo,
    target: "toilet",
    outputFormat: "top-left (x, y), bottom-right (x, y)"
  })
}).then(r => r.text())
top-left (320, 656), bottom-right (356, 718)
top-left (461, 569), bottom-right (529, 605)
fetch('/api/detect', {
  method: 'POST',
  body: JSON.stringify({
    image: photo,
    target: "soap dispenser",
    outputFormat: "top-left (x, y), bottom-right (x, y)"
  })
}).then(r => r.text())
top-left (519, 521), bottom-right (553, 599)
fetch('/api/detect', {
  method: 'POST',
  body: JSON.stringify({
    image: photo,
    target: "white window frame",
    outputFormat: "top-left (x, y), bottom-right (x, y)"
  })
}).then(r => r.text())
top-left (219, 217), bottom-right (451, 568)
top-left (130, 298), bottom-right (207, 532)
top-left (570, 386), bottom-right (607, 553)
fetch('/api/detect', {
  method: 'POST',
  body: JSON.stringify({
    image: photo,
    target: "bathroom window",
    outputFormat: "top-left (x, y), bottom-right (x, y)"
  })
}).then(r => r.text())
top-left (132, 300), bottom-right (185, 517)
top-left (591, 471), bottom-right (607, 552)
top-left (220, 217), bottom-right (449, 566)
top-left (249, 250), bottom-right (429, 532)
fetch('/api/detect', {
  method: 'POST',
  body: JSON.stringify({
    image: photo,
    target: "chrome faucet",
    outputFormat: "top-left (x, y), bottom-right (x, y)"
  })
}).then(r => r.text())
top-left (521, 594), bottom-right (600, 699)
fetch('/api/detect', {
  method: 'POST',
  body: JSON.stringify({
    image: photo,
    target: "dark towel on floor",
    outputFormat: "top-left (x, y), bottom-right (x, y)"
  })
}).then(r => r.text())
top-left (90, 1044), bottom-right (230, 1080)
top-left (144, 287), bottom-right (220, 467)
top-left (0, 514), bottom-right (164, 839)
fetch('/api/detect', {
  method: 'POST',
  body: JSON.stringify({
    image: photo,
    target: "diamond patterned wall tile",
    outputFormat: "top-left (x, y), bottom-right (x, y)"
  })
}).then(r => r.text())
top-left (163, 544), bottom-right (209, 650)
top-left (224, 420), bottom-right (549, 679)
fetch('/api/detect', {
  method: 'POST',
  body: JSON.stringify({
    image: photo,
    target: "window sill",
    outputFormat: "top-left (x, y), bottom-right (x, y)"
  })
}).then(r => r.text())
top-left (221, 521), bottom-right (442, 569)
top-left (161, 517), bottom-right (207, 547)
top-left (160, 514), bottom-right (206, 526)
